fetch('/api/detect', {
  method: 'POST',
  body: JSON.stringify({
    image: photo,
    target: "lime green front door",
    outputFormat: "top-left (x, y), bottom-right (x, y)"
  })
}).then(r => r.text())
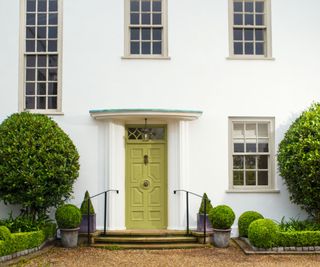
top-left (126, 141), bottom-right (167, 229)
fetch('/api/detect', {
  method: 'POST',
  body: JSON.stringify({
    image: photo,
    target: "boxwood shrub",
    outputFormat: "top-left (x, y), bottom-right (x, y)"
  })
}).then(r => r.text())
top-left (55, 204), bottom-right (81, 229)
top-left (0, 226), bottom-right (11, 241)
top-left (80, 191), bottom-right (95, 215)
top-left (209, 205), bottom-right (235, 229)
top-left (248, 219), bottom-right (278, 248)
top-left (198, 193), bottom-right (213, 215)
top-left (238, 211), bottom-right (264, 237)
top-left (277, 231), bottom-right (320, 247)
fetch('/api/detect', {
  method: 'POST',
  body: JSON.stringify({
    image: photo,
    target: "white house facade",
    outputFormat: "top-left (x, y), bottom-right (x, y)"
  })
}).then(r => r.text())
top-left (1, 0), bottom-right (320, 235)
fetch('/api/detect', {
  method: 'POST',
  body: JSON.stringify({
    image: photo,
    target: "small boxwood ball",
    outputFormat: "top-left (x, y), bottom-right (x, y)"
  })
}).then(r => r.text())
top-left (248, 219), bottom-right (278, 248)
top-left (209, 205), bottom-right (235, 229)
top-left (0, 226), bottom-right (11, 241)
top-left (55, 204), bottom-right (81, 229)
top-left (238, 211), bottom-right (264, 237)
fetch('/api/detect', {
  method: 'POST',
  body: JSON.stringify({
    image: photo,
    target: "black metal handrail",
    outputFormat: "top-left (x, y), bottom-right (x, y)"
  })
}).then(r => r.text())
top-left (173, 189), bottom-right (207, 244)
top-left (87, 189), bottom-right (119, 244)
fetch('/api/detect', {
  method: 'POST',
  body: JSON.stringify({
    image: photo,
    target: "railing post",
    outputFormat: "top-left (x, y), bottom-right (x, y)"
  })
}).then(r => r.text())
top-left (87, 198), bottom-right (90, 245)
top-left (204, 198), bottom-right (206, 244)
top-left (186, 191), bottom-right (189, 235)
top-left (104, 191), bottom-right (107, 236)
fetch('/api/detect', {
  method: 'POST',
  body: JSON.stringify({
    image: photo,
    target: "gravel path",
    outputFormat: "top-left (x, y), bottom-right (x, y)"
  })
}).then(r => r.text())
top-left (13, 241), bottom-right (320, 267)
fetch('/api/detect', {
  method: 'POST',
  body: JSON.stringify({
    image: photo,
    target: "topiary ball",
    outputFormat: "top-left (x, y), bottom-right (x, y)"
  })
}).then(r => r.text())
top-left (238, 211), bottom-right (264, 237)
top-left (55, 204), bottom-right (81, 229)
top-left (248, 218), bottom-right (278, 248)
top-left (209, 205), bottom-right (235, 229)
top-left (0, 226), bottom-right (11, 241)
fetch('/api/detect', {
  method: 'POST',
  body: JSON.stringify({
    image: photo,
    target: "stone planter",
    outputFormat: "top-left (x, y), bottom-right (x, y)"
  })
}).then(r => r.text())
top-left (79, 214), bottom-right (96, 233)
top-left (212, 228), bottom-right (231, 248)
top-left (60, 228), bottom-right (80, 248)
top-left (197, 213), bottom-right (213, 232)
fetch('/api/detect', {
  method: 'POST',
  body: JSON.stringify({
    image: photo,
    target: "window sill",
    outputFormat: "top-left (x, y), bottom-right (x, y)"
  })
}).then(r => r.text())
top-left (226, 56), bottom-right (275, 61)
top-left (226, 189), bottom-right (280, 193)
top-left (122, 56), bottom-right (171, 60)
top-left (24, 110), bottom-right (64, 116)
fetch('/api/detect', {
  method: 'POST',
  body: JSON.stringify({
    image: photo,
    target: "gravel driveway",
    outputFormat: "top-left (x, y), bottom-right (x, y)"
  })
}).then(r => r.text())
top-left (12, 241), bottom-right (320, 267)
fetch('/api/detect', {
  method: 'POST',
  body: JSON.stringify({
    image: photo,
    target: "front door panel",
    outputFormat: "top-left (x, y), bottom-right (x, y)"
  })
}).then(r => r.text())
top-left (126, 143), bottom-right (167, 229)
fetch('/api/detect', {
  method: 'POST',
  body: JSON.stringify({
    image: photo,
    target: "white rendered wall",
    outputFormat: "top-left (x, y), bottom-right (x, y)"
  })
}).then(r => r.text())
top-left (1, 0), bottom-right (320, 233)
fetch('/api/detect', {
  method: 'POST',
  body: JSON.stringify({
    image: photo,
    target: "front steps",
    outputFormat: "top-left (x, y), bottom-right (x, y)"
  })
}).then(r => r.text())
top-left (88, 230), bottom-right (211, 249)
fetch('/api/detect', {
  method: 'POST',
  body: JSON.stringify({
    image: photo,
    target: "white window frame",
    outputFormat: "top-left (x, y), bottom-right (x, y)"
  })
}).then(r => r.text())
top-left (228, 0), bottom-right (273, 60)
top-left (123, 0), bottom-right (169, 59)
top-left (228, 117), bottom-right (277, 192)
top-left (19, 0), bottom-right (63, 114)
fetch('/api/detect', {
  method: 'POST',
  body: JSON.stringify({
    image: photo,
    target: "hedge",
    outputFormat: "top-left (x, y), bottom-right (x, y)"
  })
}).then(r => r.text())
top-left (277, 231), bottom-right (320, 247)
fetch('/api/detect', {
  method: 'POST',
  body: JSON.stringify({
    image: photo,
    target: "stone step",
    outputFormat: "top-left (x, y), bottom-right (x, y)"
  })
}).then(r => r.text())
top-left (91, 242), bottom-right (209, 250)
top-left (94, 236), bottom-right (198, 244)
top-left (97, 230), bottom-right (188, 237)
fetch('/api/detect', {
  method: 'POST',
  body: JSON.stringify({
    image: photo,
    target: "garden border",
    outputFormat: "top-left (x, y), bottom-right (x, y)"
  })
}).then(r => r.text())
top-left (234, 238), bottom-right (320, 255)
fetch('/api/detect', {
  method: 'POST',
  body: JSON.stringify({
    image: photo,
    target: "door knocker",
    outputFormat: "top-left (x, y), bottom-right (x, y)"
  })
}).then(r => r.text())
top-left (144, 154), bottom-right (149, 165)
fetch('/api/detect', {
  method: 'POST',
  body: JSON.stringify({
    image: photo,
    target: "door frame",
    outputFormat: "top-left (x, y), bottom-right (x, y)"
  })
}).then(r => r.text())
top-left (125, 124), bottom-right (168, 229)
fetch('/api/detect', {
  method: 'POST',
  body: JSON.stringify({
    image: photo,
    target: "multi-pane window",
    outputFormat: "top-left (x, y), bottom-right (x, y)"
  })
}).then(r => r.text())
top-left (229, 118), bottom-right (275, 190)
top-left (229, 0), bottom-right (272, 58)
top-left (125, 0), bottom-right (168, 57)
top-left (23, 0), bottom-right (61, 111)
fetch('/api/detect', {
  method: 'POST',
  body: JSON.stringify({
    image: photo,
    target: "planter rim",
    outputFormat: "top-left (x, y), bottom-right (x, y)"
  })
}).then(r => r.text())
top-left (212, 228), bottom-right (232, 232)
top-left (59, 227), bottom-right (80, 231)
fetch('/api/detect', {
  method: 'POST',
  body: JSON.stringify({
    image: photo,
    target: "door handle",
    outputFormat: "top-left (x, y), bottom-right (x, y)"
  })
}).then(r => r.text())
top-left (144, 155), bottom-right (149, 165)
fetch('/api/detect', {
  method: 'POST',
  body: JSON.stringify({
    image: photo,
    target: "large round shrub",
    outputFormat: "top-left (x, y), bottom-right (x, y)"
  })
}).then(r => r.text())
top-left (248, 219), bottom-right (278, 248)
top-left (238, 211), bottom-right (264, 237)
top-left (209, 205), bottom-right (235, 229)
top-left (0, 112), bottom-right (80, 219)
top-left (278, 103), bottom-right (320, 222)
top-left (55, 204), bottom-right (81, 229)
top-left (0, 226), bottom-right (11, 241)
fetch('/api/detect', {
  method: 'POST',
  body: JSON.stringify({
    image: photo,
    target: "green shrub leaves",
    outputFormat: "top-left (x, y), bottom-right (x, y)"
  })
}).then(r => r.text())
top-left (238, 211), bottom-right (264, 237)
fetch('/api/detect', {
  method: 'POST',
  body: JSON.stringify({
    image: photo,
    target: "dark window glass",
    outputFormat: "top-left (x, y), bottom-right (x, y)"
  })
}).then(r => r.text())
top-left (130, 0), bottom-right (139, 12)
top-left (37, 40), bottom-right (47, 52)
top-left (38, 14), bottom-right (47, 25)
top-left (255, 29), bottom-right (264, 41)
top-left (48, 40), bottom-right (57, 51)
top-left (26, 83), bottom-right (35, 95)
top-left (26, 14), bottom-right (35, 25)
top-left (245, 14), bottom-right (254, 25)
top-left (234, 14), bottom-right (243, 25)
top-left (256, 43), bottom-right (264, 55)
top-left (27, 0), bottom-right (36, 12)
top-left (26, 55), bottom-right (36, 67)
top-left (37, 97), bottom-right (46, 109)
top-left (258, 156), bottom-right (268, 169)
top-left (153, 42), bottom-right (161, 54)
top-left (233, 171), bottom-right (244, 186)
top-left (48, 97), bottom-right (57, 109)
top-left (49, 14), bottom-right (58, 25)
top-left (38, 55), bottom-right (47, 67)
top-left (49, 55), bottom-right (58, 67)
top-left (49, 0), bottom-right (58, 12)
top-left (37, 27), bottom-right (47, 38)
top-left (130, 29), bottom-right (140, 40)
top-left (38, 0), bottom-right (47, 12)
top-left (142, 28), bottom-right (151, 40)
top-left (26, 27), bottom-right (36, 38)
top-left (245, 42), bottom-right (254, 55)
top-left (38, 69), bottom-right (46, 81)
top-left (258, 142), bottom-right (268, 152)
top-left (26, 97), bottom-right (35, 109)
top-left (233, 156), bottom-right (244, 169)
top-left (234, 42), bottom-right (243, 55)
top-left (256, 14), bottom-right (264, 25)
top-left (153, 29), bottom-right (162, 40)
top-left (258, 171), bottom-right (268, 185)
top-left (142, 1), bottom-right (151, 12)
top-left (153, 13), bottom-right (161, 24)
top-left (26, 69), bottom-right (35, 81)
top-left (130, 13), bottom-right (139, 24)
top-left (234, 142), bottom-right (244, 152)
top-left (153, 1), bottom-right (161, 12)
top-left (246, 142), bottom-right (256, 152)
top-left (48, 83), bottom-right (58, 95)
top-left (48, 27), bottom-right (58, 38)
top-left (37, 83), bottom-right (46, 95)
top-left (244, 29), bottom-right (253, 40)
top-left (26, 40), bottom-right (35, 52)
top-left (245, 2), bottom-right (254, 12)
top-left (233, 29), bottom-right (242, 40)
top-left (130, 42), bottom-right (140, 54)
top-left (49, 69), bottom-right (57, 81)
top-left (246, 171), bottom-right (256, 185)
top-left (245, 156), bottom-right (256, 169)
top-left (142, 13), bottom-right (150, 24)
top-left (255, 1), bottom-right (264, 13)
top-left (142, 42), bottom-right (151, 54)
top-left (233, 2), bottom-right (242, 12)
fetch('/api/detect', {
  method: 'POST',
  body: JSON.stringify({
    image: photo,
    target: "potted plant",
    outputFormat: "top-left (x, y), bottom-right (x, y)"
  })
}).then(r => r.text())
top-left (209, 205), bottom-right (235, 248)
top-left (55, 204), bottom-right (81, 248)
top-left (197, 193), bottom-right (213, 232)
top-left (79, 190), bottom-right (96, 233)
